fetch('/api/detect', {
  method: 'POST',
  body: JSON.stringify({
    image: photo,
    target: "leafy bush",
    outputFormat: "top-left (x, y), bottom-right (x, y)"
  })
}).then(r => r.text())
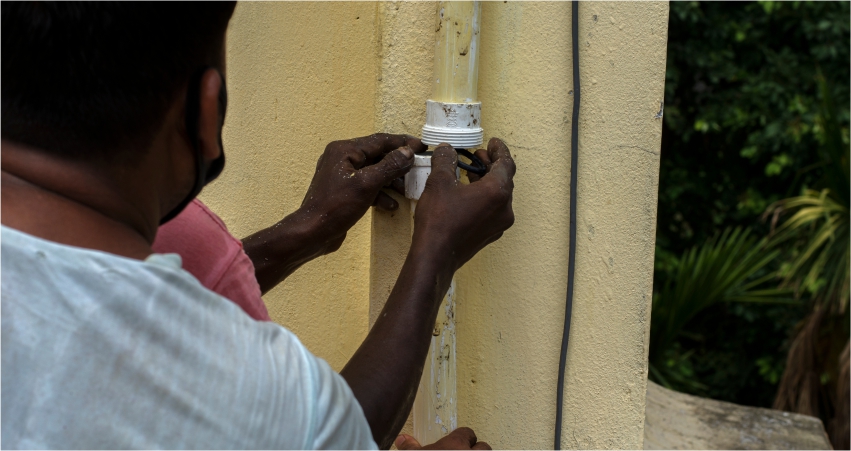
top-left (652, 1), bottom-right (850, 442)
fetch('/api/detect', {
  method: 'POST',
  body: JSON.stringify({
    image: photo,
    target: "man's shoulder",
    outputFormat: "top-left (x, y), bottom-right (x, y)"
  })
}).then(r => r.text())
top-left (163, 198), bottom-right (233, 237)
top-left (2, 223), bottom-right (165, 279)
top-left (0, 226), bottom-right (338, 448)
top-left (150, 199), bottom-right (268, 320)
top-left (153, 199), bottom-right (241, 253)
top-left (4, 226), bottom-right (259, 335)
top-left (152, 199), bottom-right (247, 285)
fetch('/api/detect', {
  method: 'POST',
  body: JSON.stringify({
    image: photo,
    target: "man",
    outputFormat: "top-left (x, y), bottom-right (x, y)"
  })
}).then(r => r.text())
top-left (1, 3), bottom-right (516, 449)
top-left (150, 175), bottom-right (414, 322)
top-left (150, 138), bottom-right (474, 323)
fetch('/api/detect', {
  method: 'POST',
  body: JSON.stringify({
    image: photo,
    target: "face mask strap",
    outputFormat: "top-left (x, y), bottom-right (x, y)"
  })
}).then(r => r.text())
top-left (160, 67), bottom-right (227, 224)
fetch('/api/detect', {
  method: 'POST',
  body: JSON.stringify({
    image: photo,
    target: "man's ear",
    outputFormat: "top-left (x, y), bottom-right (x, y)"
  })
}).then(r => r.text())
top-left (197, 69), bottom-right (224, 163)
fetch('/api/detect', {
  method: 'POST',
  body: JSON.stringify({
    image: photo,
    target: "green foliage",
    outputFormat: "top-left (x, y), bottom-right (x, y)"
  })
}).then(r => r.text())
top-left (765, 77), bottom-right (850, 440)
top-left (768, 189), bottom-right (850, 310)
top-left (765, 74), bottom-right (851, 313)
top-left (649, 227), bottom-right (795, 392)
top-left (658, 1), bottom-right (849, 255)
top-left (653, 1), bottom-right (850, 408)
top-left (657, 301), bottom-right (807, 405)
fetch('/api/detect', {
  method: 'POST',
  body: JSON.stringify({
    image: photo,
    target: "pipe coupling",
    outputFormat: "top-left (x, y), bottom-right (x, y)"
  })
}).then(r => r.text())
top-left (421, 100), bottom-right (483, 149)
top-left (404, 154), bottom-right (432, 201)
top-left (404, 153), bottom-right (460, 201)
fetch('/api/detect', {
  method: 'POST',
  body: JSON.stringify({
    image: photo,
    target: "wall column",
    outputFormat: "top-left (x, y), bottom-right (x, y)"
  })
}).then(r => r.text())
top-left (456, 2), bottom-right (669, 448)
top-left (216, 2), bottom-right (670, 449)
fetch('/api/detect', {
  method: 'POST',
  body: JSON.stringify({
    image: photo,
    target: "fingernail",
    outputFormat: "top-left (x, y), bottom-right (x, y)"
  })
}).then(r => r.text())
top-left (399, 146), bottom-right (414, 158)
top-left (395, 435), bottom-right (407, 448)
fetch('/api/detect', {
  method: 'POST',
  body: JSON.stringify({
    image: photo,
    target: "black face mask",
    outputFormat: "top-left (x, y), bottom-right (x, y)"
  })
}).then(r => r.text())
top-left (160, 68), bottom-right (227, 224)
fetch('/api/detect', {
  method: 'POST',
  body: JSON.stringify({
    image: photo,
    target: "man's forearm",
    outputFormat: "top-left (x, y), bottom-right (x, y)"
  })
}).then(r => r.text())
top-left (245, 214), bottom-right (454, 447)
top-left (340, 237), bottom-right (455, 449)
top-left (241, 135), bottom-right (422, 295)
top-left (242, 208), bottom-right (341, 294)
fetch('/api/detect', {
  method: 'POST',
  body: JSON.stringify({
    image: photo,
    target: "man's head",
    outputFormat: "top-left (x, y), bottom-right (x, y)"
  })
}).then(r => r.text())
top-left (2, 2), bottom-right (235, 162)
top-left (2, 2), bottom-right (236, 225)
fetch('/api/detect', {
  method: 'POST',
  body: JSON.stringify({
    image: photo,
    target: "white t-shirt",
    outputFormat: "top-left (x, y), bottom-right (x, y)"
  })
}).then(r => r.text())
top-left (1, 226), bottom-right (377, 450)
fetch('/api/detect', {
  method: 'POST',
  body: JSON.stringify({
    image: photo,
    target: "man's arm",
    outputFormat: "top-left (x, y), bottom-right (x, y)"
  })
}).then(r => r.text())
top-left (242, 134), bottom-right (426, 294)
top-left (340, 140), bottom-right (516, 449)
top-left (241, 208), bottom-right (344, 294)
top-left (241, 134), bottom-right (515, 449)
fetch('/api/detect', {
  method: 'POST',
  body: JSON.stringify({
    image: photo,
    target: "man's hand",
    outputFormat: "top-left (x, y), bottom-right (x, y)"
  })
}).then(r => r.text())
top-left (340, 137), bottom-right (515, 449)
top-left (242, 133), bottom-right (426, 294)
top-left (412, 138), bottom-right (516, 272)
top-left (300, 133), bottom-right (427, 253)
top-left (395, 428), bottom-right (492, 450)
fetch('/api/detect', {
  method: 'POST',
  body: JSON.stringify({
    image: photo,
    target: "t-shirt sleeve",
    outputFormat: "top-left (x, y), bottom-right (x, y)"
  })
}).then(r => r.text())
top-left (153, 199), bottom-right (271, 321)
top-left (210, 248), bottom-right (271, 321)
top-left (305, 351), bottom-right (378, 450)
top-left (2, 225), bottom-right (375, 449)
top-left (259, 325), bottom-right (377, 450)
top-left (188, 294), bottom-right (376, 449)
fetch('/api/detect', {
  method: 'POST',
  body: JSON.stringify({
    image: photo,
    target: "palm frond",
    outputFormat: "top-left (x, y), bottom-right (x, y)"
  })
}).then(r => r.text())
top-left (766, 189), bottom-right (850, 313)
top-left (650, 227), bottom-right (795, 388)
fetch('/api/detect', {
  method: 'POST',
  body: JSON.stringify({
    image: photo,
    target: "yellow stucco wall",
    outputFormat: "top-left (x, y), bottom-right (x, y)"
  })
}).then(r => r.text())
top-left (204, 2), bottom-right (669, 449)
top-left (201, 2), bottom-right (379, 371)
top-left (457, 3), bottom-right (669, 448)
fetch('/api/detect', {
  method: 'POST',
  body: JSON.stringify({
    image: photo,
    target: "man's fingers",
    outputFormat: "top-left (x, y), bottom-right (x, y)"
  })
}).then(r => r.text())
top-left (486, 137), bottom-right (510, 162)
top-left (429, 143), bottom-right (459, 186)
top-left (467, 148), bottom-right (492, 182)
top-left (395, 434), bottom-right (422, 450)
top-left (358, 146), bottom-right (415, 189)
top-left (373, 190), bottom-right (399, 212)
top-left (448, 427), bottom-right (479, 448)
top-left (314, 153), bottom-right (325, 173)
top-left (482, 138), bottom-right (516, 183)
top-left (348, 133), bottom-right (427, 160)
top-left (474, 148), bottom-right (493, 167)
top-left (472, 441), bottom-right (492, 450)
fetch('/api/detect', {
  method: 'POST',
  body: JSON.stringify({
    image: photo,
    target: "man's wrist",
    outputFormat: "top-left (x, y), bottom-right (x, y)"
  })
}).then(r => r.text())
top-left (285, 206), bottom-right (345, 257)
top-left (397, 233), bottom-right (458, 315)
top-left (242, 206), bottom-right (347, 294)
top-left (410, 229), bottom-right (458, 274)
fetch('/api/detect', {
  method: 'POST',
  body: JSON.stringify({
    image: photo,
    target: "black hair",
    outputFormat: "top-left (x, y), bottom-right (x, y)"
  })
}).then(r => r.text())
top-left (1, 2), bottom-right (236, 162)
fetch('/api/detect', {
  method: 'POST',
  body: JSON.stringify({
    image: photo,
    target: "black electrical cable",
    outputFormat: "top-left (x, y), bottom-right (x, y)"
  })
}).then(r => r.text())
top-left (555, 1), bottom-right (580, 449)
top-left (456, 148), bottom-right (487, 175)
top-left (414, 148), bottom-right (488, 175)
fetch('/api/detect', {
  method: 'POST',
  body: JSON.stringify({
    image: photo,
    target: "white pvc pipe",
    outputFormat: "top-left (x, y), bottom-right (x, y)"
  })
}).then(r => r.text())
top-left (407, 155), bottom-right (460, 444)
top-left (421, 1), bottom-right (483, 149)
top-left (408, 2), bottom-right (482, 443)
top-left (431, 1), bottom-right (481, 103)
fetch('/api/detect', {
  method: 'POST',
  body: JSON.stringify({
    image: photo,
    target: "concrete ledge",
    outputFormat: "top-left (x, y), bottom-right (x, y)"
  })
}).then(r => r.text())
top-left (644, 380), bottom-right (832, 450)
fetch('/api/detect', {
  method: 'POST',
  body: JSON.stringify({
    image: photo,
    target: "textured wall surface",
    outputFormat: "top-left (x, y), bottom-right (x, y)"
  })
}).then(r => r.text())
top-left (644, 381), bottom-right (832, 450)
top-left (369, 2), bottom-right (435, 328)
top-left (204, 2), bottom-right (669, 448)
top-left (201, 2), bottom-right (379, 371)
top-left (455, 3), bottom-right (668, 448)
